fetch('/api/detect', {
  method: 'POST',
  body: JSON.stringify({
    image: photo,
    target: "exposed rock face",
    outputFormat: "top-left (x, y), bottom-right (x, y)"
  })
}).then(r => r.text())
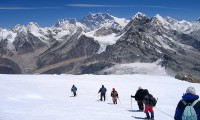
top-left (31, 13), bottom-right (200, 81)
top-left (80, 62), bottom-right (114, 74)
top-left (94, 27), bottom-right (120, 36)
top-left (0, 57), bottom-right (21, 74)
top-left (36, 32), bottom-right (100, 68)
top-left (0, 12), bottom-right (200, 82)
top-left (175, 73), bottom-right (200, 83)
top-left (0, 39), bottom-right (9, 55)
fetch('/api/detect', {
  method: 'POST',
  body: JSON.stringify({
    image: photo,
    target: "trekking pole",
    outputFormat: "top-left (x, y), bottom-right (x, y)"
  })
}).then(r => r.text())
top-left (118, 97), bottom-right (121, 104)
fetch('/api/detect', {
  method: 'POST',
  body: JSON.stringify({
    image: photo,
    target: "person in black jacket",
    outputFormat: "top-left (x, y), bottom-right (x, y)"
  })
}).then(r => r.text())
top-left (131, 86), bottom-right (145, 111)
top-left (71, 85), bottom-right (77, 96)
top-left (98, 85), bottom-right (107, 101)
top-left (174, 86), bottom-right (200, 120)
top-left (142, 90), bottom-right (154, 119)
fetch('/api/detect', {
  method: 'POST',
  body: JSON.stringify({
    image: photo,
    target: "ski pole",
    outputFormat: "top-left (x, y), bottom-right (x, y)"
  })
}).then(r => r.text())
top-left (131, 97), bottom-right (132, 110)
top-left (118, 97), bottom-right (121, 104)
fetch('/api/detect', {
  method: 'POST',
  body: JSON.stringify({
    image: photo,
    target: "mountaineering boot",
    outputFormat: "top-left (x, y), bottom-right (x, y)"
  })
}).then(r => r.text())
top-left (150, 112), bottom-right (154, 119)
top-left (145, 112), bottom-right (150, 119)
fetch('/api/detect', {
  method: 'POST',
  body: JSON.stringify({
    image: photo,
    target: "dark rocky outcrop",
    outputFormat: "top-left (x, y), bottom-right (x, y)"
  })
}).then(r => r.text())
top-left (80, 62), bottom-right (114, 74)
top-left (0, 57), bottom-right (21, 74)
top-left (94, 27), bottom-right (120, 36)
top-left (175, 72), bottom-right (200, 83)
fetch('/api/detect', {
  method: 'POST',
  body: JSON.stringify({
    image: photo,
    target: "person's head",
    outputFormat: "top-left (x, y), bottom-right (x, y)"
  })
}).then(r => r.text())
top-left (72, 85), bottom-right (75, 87)
top-left (138, 86), bottom-right (142, 89)
top-left (186, 86), bottom-right (196, 95)
top-left (112, 88), bottom-right (115, 91)
top-left (102, 85), bottom-right (104, 88)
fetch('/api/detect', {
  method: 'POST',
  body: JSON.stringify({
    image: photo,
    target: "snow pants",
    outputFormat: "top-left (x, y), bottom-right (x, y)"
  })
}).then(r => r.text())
top-left (112, 97), bottom-right (117, 104)
top-left (100, 93), bottom-right (106, 101)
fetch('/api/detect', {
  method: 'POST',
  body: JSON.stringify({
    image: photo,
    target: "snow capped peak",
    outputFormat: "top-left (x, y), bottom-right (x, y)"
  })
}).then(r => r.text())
top-left (165, 16), bottom-right (178, 24)
top-left (14, 24), bottom-right (22, 30)
top-left (27, 22), bottom-right (40, 27)
top-left (155, 14), bottom-right (164, 20)
top-left (87, 12), bottom-right (113, 20)
top-left (54, 18), bottom-right (77, 27)
top-left (81, 12), bottom-right (114, 25)
top-left (27, 22), bottom-right (40, 31)
top-left (151, 15), bottom-right (193, 34)
top-left (152, 14), bottom-right (166, 24)
top-left (80, 13), bottom-right (116, 30)
top-left (132, 12), bottom-right (147, 19)
top-left (12, 24), bottom-right (26, 32)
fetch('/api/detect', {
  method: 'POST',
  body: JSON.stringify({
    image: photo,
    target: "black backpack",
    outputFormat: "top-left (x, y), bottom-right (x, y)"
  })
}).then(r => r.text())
top-left (149, 94), bottom-right (157, 107)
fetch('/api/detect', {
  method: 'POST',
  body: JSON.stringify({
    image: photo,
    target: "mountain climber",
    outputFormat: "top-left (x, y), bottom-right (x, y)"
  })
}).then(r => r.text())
top-left (98, 85), bottom-right (107, 101)
top-left (174, 86), bottom-right (200, 120)
top-left (71, 85), bottom-right (77, 97)
top-left (131, 86), bottom-right (145, 111)
top-left (111, 88), bottom-right (118, 104)
top-left (142, 89), bottom-right (154, 120)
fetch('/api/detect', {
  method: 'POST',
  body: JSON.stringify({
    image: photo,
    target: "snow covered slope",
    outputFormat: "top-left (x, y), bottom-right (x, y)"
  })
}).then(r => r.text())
top-left (1, 74), bottom-right (199, 120)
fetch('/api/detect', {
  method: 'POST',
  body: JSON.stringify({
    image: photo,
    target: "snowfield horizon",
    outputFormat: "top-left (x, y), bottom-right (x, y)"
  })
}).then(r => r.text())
top-left (1, 74), bottom-right (200, 120)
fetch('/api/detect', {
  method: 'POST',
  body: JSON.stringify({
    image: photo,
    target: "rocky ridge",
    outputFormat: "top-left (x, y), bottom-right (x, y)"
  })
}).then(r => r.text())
top-left (0, 12), bottom-right (200, 82)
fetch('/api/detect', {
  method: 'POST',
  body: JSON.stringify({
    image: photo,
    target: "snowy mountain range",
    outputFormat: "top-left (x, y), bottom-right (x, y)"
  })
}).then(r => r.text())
top-left (0, 12), bottom-right (200, 81)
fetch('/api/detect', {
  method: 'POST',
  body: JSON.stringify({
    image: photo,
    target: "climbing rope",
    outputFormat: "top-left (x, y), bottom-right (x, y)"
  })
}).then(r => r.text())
top-left (154, 107), bottom-right (174, 118)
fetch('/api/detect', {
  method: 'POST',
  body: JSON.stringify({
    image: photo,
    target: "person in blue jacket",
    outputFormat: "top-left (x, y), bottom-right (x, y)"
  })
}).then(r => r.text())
top-left (71, 85), bottom-right (77, 97)
top-left (98, 85), bottom-right (107, 101)
top-left (174, 86), bottom-right (200, 120)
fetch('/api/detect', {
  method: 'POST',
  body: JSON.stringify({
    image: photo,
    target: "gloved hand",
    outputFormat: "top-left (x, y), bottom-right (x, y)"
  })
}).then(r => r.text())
top-left (131, 95), bottom-right (135, 98)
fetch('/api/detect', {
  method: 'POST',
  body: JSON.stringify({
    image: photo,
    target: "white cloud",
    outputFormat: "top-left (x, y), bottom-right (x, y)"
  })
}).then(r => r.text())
top-left (65, 4), bottom-right (189, 10)
top-left (65, 4), bottom-right (127, 7)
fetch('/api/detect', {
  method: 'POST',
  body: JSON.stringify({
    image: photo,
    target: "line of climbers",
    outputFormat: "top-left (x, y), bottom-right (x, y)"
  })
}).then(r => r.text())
top-left (71, 84), bottom-right (119, 104)
top-left (71, 84), bottom-right (200, 120)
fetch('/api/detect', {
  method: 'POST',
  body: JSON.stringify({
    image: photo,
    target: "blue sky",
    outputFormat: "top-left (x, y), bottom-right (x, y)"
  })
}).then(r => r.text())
top-left (0, 0), bottom-right (199, 28)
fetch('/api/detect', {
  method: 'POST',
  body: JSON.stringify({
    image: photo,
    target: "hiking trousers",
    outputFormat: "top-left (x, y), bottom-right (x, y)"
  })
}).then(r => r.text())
top-left (100, 93), bottom-right (106, 101)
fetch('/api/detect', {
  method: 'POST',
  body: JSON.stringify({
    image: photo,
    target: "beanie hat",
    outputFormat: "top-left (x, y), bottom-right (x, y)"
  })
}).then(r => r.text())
top-left (186, 86), bottom-right (196, 95)
top-left (138, 86), bottom-right (142, 89)
top-left (112, 88), bottom-right (115, 90)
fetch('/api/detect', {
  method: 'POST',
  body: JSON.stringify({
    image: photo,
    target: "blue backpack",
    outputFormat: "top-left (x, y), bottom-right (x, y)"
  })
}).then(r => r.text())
top-left (181, 100), bottom-right (198, 120)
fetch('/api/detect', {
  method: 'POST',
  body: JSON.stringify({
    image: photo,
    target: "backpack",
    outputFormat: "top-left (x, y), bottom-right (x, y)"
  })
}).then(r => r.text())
top-left (149, 94), bottom-right (157, 107)
top-left (111, 91), bottom-right (118, 97)
top-left (181, 99), bottom-right (198, 120)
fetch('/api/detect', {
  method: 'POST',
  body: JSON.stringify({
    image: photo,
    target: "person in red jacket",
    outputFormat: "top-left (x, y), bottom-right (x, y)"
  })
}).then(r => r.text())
top-left (111, 88), bottom-right (118, 104)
